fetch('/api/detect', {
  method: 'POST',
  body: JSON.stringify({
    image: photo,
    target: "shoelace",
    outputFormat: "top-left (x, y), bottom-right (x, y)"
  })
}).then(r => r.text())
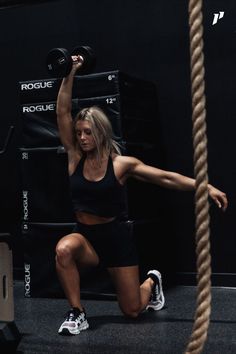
top-left (65, 310), bottom-right (81, 321)
top-left (66, 310), bottom-right (86, 325)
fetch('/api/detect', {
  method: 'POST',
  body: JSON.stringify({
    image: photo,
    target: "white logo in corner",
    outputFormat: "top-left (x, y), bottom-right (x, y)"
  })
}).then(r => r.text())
top-left (212, 11), bottom-right (224, 25)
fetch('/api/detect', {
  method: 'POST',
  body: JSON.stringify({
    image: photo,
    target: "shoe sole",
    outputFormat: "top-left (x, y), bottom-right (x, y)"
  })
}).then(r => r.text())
top-left (59, 328), bottom-right (80, 336)
top-left (58, 321), bottom-right (89, 335)
top-left (146, 300), bottom-right (165, 311)
top-left (147, 270), bottom-right (165, 311)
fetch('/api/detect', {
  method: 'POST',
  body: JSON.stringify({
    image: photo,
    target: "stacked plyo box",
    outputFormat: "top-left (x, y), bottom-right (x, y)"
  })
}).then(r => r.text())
top-left (19, 71), bottom-right (162, 298)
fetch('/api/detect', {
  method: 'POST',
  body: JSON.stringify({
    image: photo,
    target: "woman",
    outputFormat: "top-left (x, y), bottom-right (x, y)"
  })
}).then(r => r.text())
top-left (55, 56), bottom-right (228, 335)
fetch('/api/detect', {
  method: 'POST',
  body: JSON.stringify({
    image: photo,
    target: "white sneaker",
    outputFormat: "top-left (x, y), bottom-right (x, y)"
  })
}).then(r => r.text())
top-left (146, 270), bottom-right (165, 311)
top-left (58, 308), bottom-right (89, 335)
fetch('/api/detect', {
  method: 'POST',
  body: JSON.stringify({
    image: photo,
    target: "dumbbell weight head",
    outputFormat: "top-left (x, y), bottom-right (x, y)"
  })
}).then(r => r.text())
top-left (70, 45), bottom-right (96, 75)
top-left (46, 45), bottom-right (96, 77)
top-left (46, 47), bottom-right (72, 77)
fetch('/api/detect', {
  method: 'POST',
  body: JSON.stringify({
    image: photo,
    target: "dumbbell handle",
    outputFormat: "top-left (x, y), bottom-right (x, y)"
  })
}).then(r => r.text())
top-left (71, 54), bottom-right (84, 65)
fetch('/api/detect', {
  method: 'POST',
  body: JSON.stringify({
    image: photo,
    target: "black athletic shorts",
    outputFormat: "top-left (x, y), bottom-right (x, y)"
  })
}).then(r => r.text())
top-left (73, 219), bottom-right (139, 268)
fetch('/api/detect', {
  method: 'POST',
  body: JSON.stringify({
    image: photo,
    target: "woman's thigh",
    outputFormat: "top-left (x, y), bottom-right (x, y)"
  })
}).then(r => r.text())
top-left (56, 232), bottom-right (99, 267)
top-left (108, 265), bottom-right (141, 315)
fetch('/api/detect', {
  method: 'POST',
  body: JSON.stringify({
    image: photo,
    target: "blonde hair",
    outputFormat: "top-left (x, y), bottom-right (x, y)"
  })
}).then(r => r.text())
top-left (74, 106), bottom-right (122, 163)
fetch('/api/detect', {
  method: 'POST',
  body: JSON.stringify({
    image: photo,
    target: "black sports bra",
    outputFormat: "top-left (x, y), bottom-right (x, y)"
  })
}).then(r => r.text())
top-left (69, 155), bottom-right (127, 217)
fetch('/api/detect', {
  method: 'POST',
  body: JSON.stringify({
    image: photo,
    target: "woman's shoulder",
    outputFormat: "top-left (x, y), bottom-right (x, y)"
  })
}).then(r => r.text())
top-left (111, 153), bottom-right (144, 182)
top-left (111, 153), bottom-right (142, 172)
top-left (112, 153), bottom-right (140, 164)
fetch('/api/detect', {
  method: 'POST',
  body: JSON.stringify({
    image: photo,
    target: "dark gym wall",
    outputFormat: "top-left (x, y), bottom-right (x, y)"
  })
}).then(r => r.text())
top-left (0, 0), bottom-right (235, 284)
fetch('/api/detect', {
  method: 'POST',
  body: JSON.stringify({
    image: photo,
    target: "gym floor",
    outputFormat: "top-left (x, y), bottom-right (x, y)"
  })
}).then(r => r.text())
top-left (13, 280), bottom-right (236, 354)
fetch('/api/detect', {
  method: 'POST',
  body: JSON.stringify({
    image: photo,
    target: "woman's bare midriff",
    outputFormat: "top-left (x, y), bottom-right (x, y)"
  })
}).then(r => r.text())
top-left (75, 211), bottom-right (115, 225)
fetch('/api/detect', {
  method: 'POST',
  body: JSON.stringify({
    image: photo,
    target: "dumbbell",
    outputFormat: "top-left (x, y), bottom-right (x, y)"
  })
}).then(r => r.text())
top-left (46, 45), bottom-right (96, 77)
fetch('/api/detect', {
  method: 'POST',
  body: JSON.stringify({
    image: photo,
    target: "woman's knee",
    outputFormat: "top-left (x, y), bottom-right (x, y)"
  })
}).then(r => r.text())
top-left (119, 302), bottom-right (141, 319)
top-left (55, 235), bottom-right (82, 265)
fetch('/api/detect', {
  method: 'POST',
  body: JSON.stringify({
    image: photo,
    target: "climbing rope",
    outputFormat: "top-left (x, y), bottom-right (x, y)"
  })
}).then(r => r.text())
top-left (185, 0), bottom-right (212, 353)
